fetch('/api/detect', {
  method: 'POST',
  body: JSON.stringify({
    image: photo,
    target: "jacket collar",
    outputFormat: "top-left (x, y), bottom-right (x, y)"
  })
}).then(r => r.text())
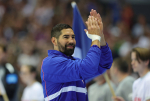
top-left (48, 50), bottom-right (74, 59)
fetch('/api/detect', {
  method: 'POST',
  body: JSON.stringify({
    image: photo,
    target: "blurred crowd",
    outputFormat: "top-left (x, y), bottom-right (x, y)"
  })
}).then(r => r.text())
top-left (0, 0), bottom-right (150, 101)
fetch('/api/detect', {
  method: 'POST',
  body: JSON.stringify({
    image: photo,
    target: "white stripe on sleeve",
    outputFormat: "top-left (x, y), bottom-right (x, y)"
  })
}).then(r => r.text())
top-left (45, 86), bottom-right (87, 101)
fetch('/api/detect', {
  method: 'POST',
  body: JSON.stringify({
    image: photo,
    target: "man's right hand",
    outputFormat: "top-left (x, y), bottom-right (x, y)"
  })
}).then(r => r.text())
top-left (90, 9), bottom-right (106, 46)
top-left (85, 16), bottom-right (101, 47)
top-left (85, 16), bottom-right (101, 36)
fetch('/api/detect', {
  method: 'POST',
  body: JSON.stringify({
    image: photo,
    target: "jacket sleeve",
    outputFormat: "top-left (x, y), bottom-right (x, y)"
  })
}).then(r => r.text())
top-left (98, 43), bottom-right (113, 72)
top-left (84, 44), bottom-right (113, 80)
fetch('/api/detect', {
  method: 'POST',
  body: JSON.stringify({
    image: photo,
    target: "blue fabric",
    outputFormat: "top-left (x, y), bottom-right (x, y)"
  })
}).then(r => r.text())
top-left (72, 4), bottom-right (91, 59)
top-left (41, 45), bottom-right (113, 101)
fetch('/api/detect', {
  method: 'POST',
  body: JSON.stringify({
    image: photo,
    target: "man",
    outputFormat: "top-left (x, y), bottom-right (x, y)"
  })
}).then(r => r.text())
top-left (41, 10), bottom-right (113, 101)
top-left (113, 47), bottom-right (150, 101)
top-left (110, 58), bottom-right (135, 101)
top-left (88, 74), bottom-right (115, 101)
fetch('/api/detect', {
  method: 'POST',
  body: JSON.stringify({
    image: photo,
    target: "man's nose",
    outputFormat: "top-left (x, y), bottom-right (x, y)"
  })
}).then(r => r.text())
top-left (69, 38), bottom-right (74, 43)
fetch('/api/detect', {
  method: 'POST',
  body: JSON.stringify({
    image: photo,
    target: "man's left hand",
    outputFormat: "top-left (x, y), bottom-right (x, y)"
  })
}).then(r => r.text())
top-left (90, 9), bottom-right (106, 46)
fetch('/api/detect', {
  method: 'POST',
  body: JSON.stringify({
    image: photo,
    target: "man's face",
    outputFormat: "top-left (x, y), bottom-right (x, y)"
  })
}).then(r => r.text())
top-left (57, 28), bottom-right (76, 56)
top-left (131, 52), bottom-right (145, 73)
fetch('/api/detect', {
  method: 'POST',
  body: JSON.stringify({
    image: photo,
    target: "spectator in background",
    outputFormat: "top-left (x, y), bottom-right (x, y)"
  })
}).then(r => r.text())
top-left (113, 47), bottom-right (150, 101)
top-left (20, 65), bottom-right (44, 101)
top-left (88, 73), bottom-right (115, 101)
top-left (0, 44), bottom-right (18, 101)
top-left (131, 48), bottom-right (150, 101)
top-left (110, 57), bottom-right (135, 101)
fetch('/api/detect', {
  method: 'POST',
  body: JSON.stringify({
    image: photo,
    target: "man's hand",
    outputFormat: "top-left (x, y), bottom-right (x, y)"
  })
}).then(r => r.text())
top-left (90, 9), bottom-right (103, 36)
top-left (85, 16), bottom-right (100, 36)
top-left (85, 16), bottom-right (101, 47)
top-left (90, 9), bottom-right (106, 46)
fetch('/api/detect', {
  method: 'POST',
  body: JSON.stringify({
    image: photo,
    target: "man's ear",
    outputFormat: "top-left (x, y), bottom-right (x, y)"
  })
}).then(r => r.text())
top-left (51, 37), bottom-right (57, 46)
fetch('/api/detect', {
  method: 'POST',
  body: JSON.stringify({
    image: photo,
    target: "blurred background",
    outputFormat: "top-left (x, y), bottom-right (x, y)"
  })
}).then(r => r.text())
top-left (0, 0), bottom-right (150, 101)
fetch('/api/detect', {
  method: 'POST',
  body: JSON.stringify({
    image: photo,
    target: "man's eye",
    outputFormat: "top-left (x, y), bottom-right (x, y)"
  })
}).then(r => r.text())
top-left (72, 36), bottom-right (75, 39)
top-left (64, 37), bottom-right (69, 39)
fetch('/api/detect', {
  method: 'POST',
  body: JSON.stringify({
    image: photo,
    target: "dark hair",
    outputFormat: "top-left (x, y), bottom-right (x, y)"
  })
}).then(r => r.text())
top-left (26, 65), bottom-right (41, 82)
top-left (0, 44), bottom-right (7, 53)
top-left (27, 65), bottom-right (37, 73)
top-left (132, 47), bottom-right (150, 68)
top-left (51, 24), bottom-right (72, 39)
top-left (113, 58), bottom-right (129, 73)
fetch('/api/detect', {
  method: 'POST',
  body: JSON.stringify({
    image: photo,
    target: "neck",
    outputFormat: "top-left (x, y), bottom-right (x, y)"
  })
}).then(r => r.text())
top-left (54, 46), bottom-right (59, 51)
top-left (117, 73), bottom-right (128, 84)
top-left (27, 80), bottom-right (36, 86)
top-left (139, 67), bottom-right (149, 77)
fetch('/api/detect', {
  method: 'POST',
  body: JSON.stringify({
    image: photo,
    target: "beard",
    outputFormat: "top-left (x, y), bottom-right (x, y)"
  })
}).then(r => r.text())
top-left (57, 41), bottom-right (75, 56)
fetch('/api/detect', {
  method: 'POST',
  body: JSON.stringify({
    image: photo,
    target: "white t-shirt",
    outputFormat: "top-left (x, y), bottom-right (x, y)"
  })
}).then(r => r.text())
top-left (132, 72), bottom-right (150, 101)
top-left (21, 82), bottom-right (44, 101)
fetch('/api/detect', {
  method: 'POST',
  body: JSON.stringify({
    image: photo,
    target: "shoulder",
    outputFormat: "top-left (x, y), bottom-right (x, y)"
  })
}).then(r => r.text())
top-left (144, 72), bottom-right (150, 82)
top-left (117, 76), bottom-right (134, 87)
top-left (117, 76), bottom-right (134, 91)
top-left (125, 76), bottom-right (135, 83)
top-left (33, 82), bottom-right (42, 88)
top-left (27, 82), bottom-right (43, 91)
top-left (41, 55), bottom-right (68, 69)
top-left (133, 78), bottom-right (141, 88)
top-left (31, 82), bottom-right (43, 92)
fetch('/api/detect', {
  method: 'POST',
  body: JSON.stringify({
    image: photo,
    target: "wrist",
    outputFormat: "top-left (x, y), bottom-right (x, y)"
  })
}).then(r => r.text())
top-left (91, 40), bottom-right (100, 48)
top-left (86, 31), bottom-right (101, 42)
top-left (100, 34), bottom-right (106, 46)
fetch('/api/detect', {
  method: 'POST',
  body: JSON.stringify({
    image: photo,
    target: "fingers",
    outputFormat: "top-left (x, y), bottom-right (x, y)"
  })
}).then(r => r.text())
top-left (90, 9), bottom-right (97, 17)
top-left (93, 10), bottom-right (97, 18)
top-left (85, 20), bottom-right (89, 29)
top-left (86, 16), bottom-right (98, 25)
top-left (88, 16), bottom-right (97, 29)
top-left (90, 9), bottom-right (102, 26)
top-left (90, 9), bottom-right (99, 19)
top-left (97, 13), bottom-right (101, 21)
top-left (85, 15), bottom-right (100, 36)
top-left (97, 13), bottom-right (102, 23)
top-left (88, 9), bottom-right (103, 36)
top-left (95, 19), bottom-right (100, 29)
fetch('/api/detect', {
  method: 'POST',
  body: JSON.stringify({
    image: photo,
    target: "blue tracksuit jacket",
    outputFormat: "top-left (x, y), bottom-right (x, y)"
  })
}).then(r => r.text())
top-left (41, 44), bottom-right (113, 101)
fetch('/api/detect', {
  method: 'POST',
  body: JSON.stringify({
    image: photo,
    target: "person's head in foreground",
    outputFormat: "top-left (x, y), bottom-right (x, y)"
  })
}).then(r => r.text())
top-left (131, 47), bottom-right (150, 77)
top-left (51, 24), bottom-right (76, 56)
top-left (20, 65), bottom-right (37, 86)
top-left (110, 57), bottom-right (129, 84)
